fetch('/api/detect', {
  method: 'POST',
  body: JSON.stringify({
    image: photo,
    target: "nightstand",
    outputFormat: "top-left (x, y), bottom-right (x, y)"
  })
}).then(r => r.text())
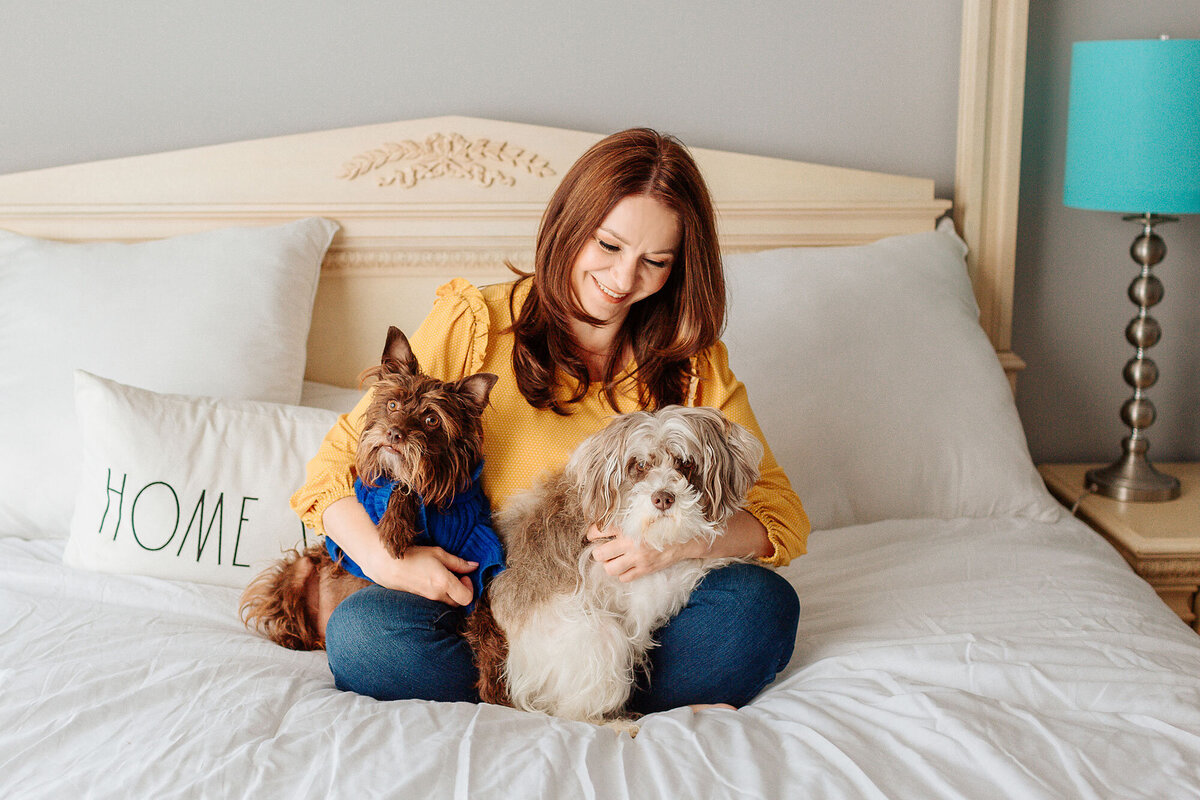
top-left (1038, 462), bottom-right (1200, 632)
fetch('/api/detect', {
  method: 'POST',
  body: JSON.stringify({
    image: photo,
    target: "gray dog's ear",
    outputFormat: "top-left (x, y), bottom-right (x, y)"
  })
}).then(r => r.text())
top-left (720, 418), bottom-right (764, 514)
top-left (566, 412), bottom-right (650, 527)
top-left (683, 407), bottom-right (763, 522)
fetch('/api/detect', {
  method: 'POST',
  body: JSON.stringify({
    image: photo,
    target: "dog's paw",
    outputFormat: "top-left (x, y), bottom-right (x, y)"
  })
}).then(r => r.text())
top-left (604, 718), bottom-right (641, 738)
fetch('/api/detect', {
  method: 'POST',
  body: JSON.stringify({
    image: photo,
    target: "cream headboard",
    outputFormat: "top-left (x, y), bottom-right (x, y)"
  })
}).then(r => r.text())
top-left (0, 0), bottom-right (1027, 391)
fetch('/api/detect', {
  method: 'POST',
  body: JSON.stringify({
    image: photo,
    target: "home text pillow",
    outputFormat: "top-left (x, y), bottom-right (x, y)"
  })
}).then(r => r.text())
top-left (722, 221), bottom-right (1061, 530)
top-left (0, 217), bottom-right (338, 539)
top-left (65, 371), bottom-right (336, 589)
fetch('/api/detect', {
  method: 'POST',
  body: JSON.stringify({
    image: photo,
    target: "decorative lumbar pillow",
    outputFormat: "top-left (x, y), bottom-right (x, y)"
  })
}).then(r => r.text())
top-left (0, 217), bottom-right (338, 539)
top-left (722, 220), bottom-right (1061, 530)
top-left (65, 371), bottom-right (336, 589)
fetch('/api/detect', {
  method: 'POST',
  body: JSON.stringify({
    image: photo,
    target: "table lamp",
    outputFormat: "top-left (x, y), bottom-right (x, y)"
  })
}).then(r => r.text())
top-left (1063, 37), bottom-right (1200, 502)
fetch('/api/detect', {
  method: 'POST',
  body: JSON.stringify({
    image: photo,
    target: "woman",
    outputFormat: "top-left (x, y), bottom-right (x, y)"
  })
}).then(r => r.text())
top-left (291, 128), bottom-right (809, 711)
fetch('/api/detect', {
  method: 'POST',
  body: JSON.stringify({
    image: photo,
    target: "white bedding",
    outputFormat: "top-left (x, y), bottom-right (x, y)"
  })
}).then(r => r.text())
top-left (5, 515), bottom-right (1199, 800)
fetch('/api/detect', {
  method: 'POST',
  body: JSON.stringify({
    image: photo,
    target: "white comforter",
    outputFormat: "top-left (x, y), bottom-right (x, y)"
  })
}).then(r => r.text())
top-left (3, 516), bottom-right (1199, 799)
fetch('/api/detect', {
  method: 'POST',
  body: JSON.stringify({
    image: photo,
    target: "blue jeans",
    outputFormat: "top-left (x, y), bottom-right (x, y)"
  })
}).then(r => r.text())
top-left (325, 562), bottom-right (800, 710)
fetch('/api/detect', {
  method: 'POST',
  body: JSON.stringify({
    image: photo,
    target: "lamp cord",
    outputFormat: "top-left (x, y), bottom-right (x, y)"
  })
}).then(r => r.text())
top-left (1069, 489), bottom-right (1094, 516)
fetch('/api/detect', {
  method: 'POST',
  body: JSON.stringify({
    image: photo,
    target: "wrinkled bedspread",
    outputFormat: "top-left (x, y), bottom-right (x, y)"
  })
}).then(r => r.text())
top-left (3, 516), bottom-right (1199, 799)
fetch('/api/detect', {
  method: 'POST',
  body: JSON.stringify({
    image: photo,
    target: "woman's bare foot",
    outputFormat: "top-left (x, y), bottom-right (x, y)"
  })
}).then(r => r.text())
top-left (687, 703), bottom-right (736, 712)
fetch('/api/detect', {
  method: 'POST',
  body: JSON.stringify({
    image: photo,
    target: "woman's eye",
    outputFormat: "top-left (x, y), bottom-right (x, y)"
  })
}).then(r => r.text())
top-left (597, 238), bottom-right (620, 253)
top-left (644, 257), bottom-right (668, 269)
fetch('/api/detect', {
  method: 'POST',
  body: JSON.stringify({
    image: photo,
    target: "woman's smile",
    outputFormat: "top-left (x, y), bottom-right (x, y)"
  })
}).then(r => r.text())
top-left (591, 273), bottom-right (629, 302)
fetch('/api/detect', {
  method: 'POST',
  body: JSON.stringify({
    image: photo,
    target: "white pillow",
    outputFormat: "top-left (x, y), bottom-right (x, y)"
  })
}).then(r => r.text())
top-left (299, 380), bottom-right (364, 414)
top-left (722, 221), bottom-right (1061, 530)
top-left (0, 218), bottom-right (338, 539)
top-left (65, 371), bottom-right (335, 589)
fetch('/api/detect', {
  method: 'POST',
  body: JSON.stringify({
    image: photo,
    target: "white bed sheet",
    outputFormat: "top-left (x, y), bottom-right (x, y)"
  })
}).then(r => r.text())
top-left (3, 516), bottom-right (1199, 800)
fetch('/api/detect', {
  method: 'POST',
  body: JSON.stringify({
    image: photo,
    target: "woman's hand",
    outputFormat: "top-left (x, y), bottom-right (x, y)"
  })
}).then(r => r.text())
top-left (586, 523), bottom-right (702, 582)
top-left (586, 509), bottom-right (773, 582)
top-left (362, 545), bottom-right (476, 607)
top-left (322, 495), bottom-right (476, 606)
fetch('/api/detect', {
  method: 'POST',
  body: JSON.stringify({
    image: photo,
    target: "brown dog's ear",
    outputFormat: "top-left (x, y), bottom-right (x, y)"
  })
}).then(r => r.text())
top-left (456, 373), bottom-right (499, 410)
top-left (381, 326), bottom-right (420, 377)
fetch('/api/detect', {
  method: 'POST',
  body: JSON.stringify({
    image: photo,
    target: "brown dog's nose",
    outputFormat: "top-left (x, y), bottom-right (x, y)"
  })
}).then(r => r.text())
top-left (387, 427), bottom-right (405, 444)
top-left (652, 490), bottom-right (674, 511)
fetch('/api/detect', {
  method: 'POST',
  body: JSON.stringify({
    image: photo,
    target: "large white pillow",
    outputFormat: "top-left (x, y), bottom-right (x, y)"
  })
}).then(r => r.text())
top-left (722, 221), bottom-right (1061, 530)
top-left (65, 371), bottom-right (335, 589)
top-left (299, 380), bottom-right (364, 414)
top-left (0, 218), bottom-right (338, 539)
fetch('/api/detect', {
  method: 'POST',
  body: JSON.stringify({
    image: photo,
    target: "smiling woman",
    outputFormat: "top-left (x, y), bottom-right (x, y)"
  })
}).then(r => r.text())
top-left (513, 127), bottom-right (725, 415)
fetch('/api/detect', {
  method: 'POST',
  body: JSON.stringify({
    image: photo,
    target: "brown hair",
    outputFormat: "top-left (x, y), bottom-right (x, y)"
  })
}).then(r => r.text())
top-left (509, 128), bottom-right (725, 414)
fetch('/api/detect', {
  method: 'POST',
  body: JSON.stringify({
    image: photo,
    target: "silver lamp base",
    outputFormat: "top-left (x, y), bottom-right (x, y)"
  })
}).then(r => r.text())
top-left (1086, 213), bottom-right (1182, 503)
top-left (1086, 443), bottom-right (1181, 502)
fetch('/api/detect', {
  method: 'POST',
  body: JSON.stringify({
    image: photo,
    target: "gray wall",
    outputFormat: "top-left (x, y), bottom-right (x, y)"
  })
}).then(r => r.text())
top-left (2, 1), bottom-right (1197, 463)
top-left (0, 1), bottom-right (961, 193)
top-left (1016, 0), bottom-right (1200, 463)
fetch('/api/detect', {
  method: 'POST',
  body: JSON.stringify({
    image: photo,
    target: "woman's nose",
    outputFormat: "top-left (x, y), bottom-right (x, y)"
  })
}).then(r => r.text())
top-left (607, 255), bottom-right (638, 292)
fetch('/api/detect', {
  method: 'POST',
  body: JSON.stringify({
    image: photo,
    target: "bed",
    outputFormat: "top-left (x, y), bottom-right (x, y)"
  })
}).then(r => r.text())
top-left (3, 3), bottom-right (1200, 798)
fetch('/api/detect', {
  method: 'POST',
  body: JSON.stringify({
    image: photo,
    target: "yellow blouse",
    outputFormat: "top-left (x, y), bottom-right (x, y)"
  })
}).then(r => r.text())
top-left (290, 278), bottom-right (809, 566)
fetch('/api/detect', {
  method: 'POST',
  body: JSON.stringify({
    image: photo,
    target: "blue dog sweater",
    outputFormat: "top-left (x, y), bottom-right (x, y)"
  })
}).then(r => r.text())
top-left (325, 462), bottom-right (504, 613)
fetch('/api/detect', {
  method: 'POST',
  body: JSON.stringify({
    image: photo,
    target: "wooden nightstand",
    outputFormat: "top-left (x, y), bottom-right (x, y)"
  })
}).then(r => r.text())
top-left (1038, 462), bottom-right (1200, 632)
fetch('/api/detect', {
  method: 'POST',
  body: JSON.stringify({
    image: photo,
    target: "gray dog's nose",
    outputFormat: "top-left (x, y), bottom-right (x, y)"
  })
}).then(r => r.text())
top-left (652, 490), bottom-right (674, 511)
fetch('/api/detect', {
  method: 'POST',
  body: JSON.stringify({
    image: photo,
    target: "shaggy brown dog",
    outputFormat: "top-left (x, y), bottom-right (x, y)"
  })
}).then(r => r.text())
top-left (240, 326), bottom-right (497, 650)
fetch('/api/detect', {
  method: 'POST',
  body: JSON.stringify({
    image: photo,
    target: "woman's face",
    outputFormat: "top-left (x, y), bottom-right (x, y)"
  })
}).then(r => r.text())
top-left (570, 194), bottom-right (681, 329)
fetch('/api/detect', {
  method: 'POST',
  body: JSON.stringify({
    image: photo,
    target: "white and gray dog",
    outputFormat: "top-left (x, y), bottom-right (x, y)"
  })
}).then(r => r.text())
top-left (466, 405), bottom-right (763, 727)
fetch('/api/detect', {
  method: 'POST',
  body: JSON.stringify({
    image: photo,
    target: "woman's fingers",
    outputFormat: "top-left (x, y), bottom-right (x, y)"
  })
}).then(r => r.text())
top-left (433, 548), bottom-right (479, 575)
top-left (429, 548), bottom-right (476, 606)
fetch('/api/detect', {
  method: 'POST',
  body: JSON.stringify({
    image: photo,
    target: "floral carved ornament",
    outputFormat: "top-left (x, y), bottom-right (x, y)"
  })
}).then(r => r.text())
top-left (338, 132), bottom-right (556, 189)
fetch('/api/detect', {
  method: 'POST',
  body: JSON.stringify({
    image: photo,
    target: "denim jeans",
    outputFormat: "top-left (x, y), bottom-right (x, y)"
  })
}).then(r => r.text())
top-left (325, 562), bottom-right (800, 710)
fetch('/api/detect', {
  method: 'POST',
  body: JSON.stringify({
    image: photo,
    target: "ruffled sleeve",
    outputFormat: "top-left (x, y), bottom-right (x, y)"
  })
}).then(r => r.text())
top-left (409, 277), bottom-right (491, 382)
top-left (289, 278), bottom-right (492, 535)
top-left (691, 341), bottom-right (810, 566)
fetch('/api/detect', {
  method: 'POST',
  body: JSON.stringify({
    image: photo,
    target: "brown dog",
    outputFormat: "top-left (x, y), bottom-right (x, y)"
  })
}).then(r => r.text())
top-left (240, 326), bottom-right (498, 649)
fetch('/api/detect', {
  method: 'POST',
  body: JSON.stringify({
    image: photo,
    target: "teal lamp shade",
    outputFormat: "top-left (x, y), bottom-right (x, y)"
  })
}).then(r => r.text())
top-left (1064, 38), bottom-right (1200, 214)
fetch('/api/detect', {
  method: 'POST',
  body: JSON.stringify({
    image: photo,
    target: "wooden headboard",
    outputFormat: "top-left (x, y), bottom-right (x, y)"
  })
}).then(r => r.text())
top-left (0, 0), bottom-right (1027, 391)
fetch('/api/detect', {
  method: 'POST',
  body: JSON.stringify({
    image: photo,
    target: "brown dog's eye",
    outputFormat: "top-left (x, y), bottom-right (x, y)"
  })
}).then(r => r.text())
top-left (386, 400), bottom-right (399, 412)
top-left (627, 459), bottom-right (649, 479)
top-left (676, 457), bottom-right (695, 478)
top-left (423, 412), bottom-right (440, 430)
